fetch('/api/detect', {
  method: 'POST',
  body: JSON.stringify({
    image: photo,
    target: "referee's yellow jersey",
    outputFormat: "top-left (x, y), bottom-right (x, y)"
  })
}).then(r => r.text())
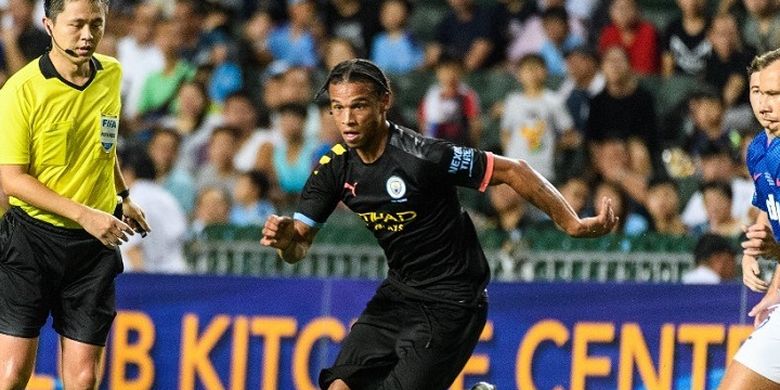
top-left (0, 53), bottom-right (122, 228)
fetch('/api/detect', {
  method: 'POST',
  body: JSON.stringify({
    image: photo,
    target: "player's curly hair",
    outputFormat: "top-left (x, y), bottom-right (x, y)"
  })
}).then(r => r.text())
top-left (316, 59), bottom-right (391, 99)
top-left (44, 0), bottom-right (109, 20)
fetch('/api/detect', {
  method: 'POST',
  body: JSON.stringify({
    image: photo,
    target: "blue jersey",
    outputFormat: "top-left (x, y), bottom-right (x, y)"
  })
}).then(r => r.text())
top-left (747, 131), bottom-right (780, 239)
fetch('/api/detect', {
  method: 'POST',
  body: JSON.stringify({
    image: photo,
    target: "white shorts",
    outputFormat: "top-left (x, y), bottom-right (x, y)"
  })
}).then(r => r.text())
top-left (733, 304), bottom-right (780, 384)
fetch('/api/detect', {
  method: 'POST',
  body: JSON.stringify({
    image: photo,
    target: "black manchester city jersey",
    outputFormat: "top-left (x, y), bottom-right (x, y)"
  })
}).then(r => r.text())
top-left (296, 123), bottom-right (495, 304)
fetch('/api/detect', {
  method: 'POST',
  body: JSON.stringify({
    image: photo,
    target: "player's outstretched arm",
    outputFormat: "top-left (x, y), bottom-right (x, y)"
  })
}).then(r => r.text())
top-left (261, 215), bottom-right (317, 264)
top-left (489, 155), bottom-right (618, 237)
top-left (0, 164), bottom-right (134, 247)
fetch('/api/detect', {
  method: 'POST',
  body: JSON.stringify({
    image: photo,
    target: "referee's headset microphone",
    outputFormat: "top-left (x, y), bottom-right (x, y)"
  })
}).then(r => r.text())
top-left (45, 22), bottom-right (79, 58)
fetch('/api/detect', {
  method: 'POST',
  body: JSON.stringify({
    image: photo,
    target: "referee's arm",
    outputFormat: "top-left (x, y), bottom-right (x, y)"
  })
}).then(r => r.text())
top-left (0, 164), bottom-right (134, 247)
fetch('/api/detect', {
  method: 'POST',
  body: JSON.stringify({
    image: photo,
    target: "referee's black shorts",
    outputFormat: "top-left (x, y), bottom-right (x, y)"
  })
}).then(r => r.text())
top-left (0, 207), bottom-right (123, 346)
top-left (319, 280), bottom-right (488, 390)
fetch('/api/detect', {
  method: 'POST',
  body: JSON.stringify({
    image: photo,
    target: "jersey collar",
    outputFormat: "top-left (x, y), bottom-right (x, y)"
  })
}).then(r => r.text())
top-left (39, 52), bottom-right (103, 91)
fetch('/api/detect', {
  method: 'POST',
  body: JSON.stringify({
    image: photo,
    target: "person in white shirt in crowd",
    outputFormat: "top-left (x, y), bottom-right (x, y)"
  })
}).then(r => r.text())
top-left (681, 232), bottom-right (737, 284)
top-left (119, 147), bottom-right (189, 274)
top-left (117, 2), bottom-right (164, 118)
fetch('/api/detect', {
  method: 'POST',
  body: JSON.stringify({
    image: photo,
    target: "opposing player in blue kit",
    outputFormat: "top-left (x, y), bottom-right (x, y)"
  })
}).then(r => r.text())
top-left (719, 51), bottom-right (780, 390)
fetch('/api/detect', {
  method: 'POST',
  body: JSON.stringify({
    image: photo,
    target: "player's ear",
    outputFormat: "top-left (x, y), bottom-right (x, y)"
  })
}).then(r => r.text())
top-left (380, 92), bottom-right (391, 111)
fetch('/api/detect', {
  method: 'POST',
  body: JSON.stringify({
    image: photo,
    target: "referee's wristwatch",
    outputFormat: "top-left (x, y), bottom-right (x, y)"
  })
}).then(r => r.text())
top-left (117, 189), bottom-right (130, 204)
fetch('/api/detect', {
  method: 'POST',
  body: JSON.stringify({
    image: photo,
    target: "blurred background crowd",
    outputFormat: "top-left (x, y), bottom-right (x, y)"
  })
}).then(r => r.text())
top-left (0, 0), bottom-right (769, 281)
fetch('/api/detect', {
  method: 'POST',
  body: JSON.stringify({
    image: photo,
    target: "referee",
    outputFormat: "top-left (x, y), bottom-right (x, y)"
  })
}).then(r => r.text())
top-left (0, 0), bottom-right (150, 389)
top-left (262, 59), bottom-right (617, 390)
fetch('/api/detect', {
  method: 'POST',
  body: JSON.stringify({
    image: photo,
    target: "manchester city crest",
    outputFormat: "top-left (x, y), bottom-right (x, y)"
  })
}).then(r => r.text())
top-left (386, 176), bottom-right (406, 199)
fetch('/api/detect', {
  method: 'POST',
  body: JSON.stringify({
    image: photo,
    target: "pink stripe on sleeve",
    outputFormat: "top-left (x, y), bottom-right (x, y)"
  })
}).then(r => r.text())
top-left (478, 152), bottom-right (495, 192)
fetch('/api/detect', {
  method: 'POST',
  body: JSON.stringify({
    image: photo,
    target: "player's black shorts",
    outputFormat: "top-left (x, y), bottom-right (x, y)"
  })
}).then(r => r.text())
top-left (319, 280), bottom-right (488, 390)
top-left (0, 207), bottom-right (123, 346)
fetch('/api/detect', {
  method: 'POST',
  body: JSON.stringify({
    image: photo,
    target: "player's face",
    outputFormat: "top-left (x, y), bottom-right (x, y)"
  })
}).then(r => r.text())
top-left (47, 0), bottom-right (106, 63)
top-left (328, 81), bottom-right (390, 150)
top-left (750, 71), bottom-right (769, 128)
top-left (759, 60), bottom-right (780, 136)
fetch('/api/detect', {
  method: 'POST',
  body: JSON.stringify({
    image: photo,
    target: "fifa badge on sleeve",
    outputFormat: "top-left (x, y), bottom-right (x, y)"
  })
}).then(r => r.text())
top-left (100, 114), bottom-right (119, 153)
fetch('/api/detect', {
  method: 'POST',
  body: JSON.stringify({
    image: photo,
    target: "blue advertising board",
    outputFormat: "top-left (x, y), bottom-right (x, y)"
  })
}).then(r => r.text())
top-left (26, 274), bottom-right (761, 390)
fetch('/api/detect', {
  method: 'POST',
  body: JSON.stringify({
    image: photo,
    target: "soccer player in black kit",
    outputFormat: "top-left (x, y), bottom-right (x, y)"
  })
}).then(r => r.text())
top-left (261, 59), bottom-right (618, 390)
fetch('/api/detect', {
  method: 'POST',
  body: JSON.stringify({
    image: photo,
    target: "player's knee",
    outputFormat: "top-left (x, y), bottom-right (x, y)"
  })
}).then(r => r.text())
top-left (0, 368), bottom-right (33, 390)
top-left (328, 379), bottom-right (351, 390)
top-left (63, 367), bottom-right (101, 390)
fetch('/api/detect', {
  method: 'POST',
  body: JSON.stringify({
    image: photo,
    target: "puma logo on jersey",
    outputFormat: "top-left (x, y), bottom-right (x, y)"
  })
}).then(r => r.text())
top-left (344, 181), bottom-right (358, 197)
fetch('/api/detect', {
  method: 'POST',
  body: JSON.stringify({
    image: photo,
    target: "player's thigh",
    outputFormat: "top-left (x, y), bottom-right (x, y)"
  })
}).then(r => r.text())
top-left (719, 361), bottom-right (780, 390)
top-left (730, 309), bottom-right (780, 387)
top-left (53, 238), bottom-right (121, 346)
top-left (379, 299), bottom-right (488, 390)
top-left (0, 334), bottom-right (38, 380)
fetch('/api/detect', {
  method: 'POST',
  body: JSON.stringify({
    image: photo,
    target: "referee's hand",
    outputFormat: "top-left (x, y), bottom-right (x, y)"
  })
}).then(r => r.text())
top-left (79, 207), bottom-right (135, 248)
top-left (261, 215), bottom-right (295, 250)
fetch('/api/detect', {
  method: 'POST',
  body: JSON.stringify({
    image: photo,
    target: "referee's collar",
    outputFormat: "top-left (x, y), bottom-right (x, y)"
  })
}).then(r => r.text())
top-left (39, 52), bottom-right (103, 91)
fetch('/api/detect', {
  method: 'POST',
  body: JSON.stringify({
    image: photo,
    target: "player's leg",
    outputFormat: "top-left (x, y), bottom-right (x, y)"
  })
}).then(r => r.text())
top-left (720, 309), bottom-right (780, 390)
top-left (59, 337), bottom-right (105, 390)
top-left (319, 282), bottom-right (401, 389)
top-left (378, 296), bottom-right (488, 389)
top-left (0, 334), bottom-right (38, 390)
top-left (719, 361), bottom-right (780, 390)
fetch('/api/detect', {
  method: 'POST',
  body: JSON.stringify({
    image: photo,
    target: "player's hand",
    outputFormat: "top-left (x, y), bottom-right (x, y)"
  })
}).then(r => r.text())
top-left (741, 254), bottom-right (769, 292)
top-left (78, 207), bottom-right (134, 248)
top-left (748, 290), bottom-right (780, 327)
top-left (572, 197), bottom-right (618, 238)
top-left (742, 223), bottom-right (780, 259)
top-left (261, 215), bottom-right (295, 250)
top-left (122, 198), bottom-right (151, 237)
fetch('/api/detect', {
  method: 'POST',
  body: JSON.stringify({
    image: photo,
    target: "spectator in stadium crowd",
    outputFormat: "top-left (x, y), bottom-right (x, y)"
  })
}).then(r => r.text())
top-left (742, 0), bottom-right (780, 54)
top-left (426, 0), bottom-right (506, 71)
top-left (661, 0), bottom-right (712, 79)
top-left (501, 54), bottom-right (576, 183)
top-left (370, 0), bottom-right (424, 75)
top-left (237, 10), bottom-right (274, 94)
top-left (506, 0), bottom-right (586, 64)
top-left (117, 2), bottom-right (163, 119)
top-left (0, 0), bottom-right (49, 76)
top-left (557, 46), bottom-right (605, 178)
top-left (536, 6), bottom-right (585, 78)
top-left (419, 58), bottom-right (482, 147)
top-left (597, 0), bottom-right (660, 75)
top-left (313, 96), bottom-right (343, 160)
top-left (190, 186), bottom-right (231, 239)
top-left (257, 103), bottom-right (321, 206)
top-left (163, 80), bottom-right (219, 169)
top-left (681, 233), bottom-right (737, 284)
top-left (136, 19), bottom-right (195, 122)
top-left (693, 180), bottom-right (743, 238)
top-left (195, 125), bottom-right (242, 194)
top-left (586, 46), bottom-right (658, 204)
top-left (229, 170), bottom-right (277, 227)
top-left (267, 0), bottom-right (319, 68)
top-left (119, 148), bottom-right (189, 274)
top-left (681, 141), bottom-right (754, 228)
top-left (147, 127), bottom-right (196, 214)
top-left (323, 0), bottom-right (381, 57)
top-left (704, 13), bottom-right (755, 131)
top-left (683, 91), bottom-right (742, 158)
top-left (171, 0), bottom-right (206, 62)
top-left (644, 177), bottom-right (687, 235)
top-left (221, 90), bottom-right (276, 172)
top-left (276, 66), bottom-right (320, 139)
top-left (322, 36), bottom-right (360, 74)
